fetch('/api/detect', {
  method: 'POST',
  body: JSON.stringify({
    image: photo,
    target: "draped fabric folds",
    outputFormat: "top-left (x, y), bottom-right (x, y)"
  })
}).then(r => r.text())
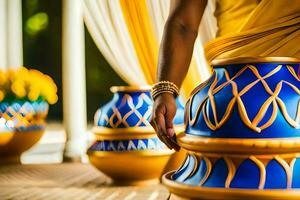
top-left (205, 0), bottom-right (300, 63)
top-left (119, 0), bottom-right (158, 84)
top-left (83, 0), bottom-right (217, 98)
top-left (83, 0), bottom-right (147, 85)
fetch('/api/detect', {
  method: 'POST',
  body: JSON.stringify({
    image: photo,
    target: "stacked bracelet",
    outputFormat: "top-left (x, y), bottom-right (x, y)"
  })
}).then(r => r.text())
top-left (151, 81), bottom-right (179, 100)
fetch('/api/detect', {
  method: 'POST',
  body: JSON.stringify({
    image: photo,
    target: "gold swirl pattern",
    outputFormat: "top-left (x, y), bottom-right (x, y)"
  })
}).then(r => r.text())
top-left (223, 157), bottom-right (236, 188)
top-left (274, 156), bottom-right (293, 188)
top-left (249, 155), bottom-right (266, 189)
top-left (189, 65), bottom-right (300, 133)
top-left (100, 93), bottom-right (153, 128)
top-left (187, 154), bottom-right (200, 180)
top-left (0, 102), bottom-right (48, 130)
top-left (179, 153), bottom-right (300, 189)
top-left (199, 156), bottom-right (212, 186)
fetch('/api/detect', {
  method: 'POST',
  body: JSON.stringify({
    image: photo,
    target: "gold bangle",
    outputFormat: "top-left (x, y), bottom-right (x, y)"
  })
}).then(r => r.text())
top-left (152, 81), bottom-right (179, 90)
top-left (151, 81), bottom-right (179, 100)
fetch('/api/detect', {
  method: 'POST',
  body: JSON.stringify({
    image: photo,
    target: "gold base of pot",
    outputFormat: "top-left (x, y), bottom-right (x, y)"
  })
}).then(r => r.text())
top-left (163, 149), bottom-right (187, 174)
top-left (0, 132), bottom-right (14, 145)
top-left (88, 150), bottom-right (173, 186)
top-left (163, 171), bottom-right (300, 200)
top-left (113, 178), bottom-right (160, 186)
top-left (0, 130), bottom-right (44, 164)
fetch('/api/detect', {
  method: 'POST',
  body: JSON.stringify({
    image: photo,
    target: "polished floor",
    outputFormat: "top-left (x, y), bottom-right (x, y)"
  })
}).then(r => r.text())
top-left (0, 164), bottom-right (169, 200)
top-left (0, 123), bottom-right (171, 200)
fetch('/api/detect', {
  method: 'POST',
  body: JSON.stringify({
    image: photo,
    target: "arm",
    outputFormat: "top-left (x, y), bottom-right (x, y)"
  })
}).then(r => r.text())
top-left (150, 0), bottom-right (207, 150)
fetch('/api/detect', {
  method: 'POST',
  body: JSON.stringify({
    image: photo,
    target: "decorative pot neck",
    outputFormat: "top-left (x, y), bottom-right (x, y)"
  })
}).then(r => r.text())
top-left (95, 86), bottom-right (185, 128)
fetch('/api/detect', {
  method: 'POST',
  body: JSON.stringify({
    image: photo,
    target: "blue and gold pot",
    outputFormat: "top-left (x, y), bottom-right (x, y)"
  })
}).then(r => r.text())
top-left (163, 57), bottom-right (300, 199)
top-left (0, 100), bottom-right (48, 163)
top-left (88, 86), bottom-right (185, 185)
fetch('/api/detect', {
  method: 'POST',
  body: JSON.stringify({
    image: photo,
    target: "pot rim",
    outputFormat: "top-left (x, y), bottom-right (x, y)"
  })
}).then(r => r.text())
top-left (87, 149), bottom-right (174, 156)
top-left (177, 133), bottom-right (300, 154)
top-left (162, 171), bottom-right (300, 200)
top-left (211, 56), bottom-right (300, 66)
top-left (110, 86), bottom-right (151, 93)
top-left (92, 125), bottom-right (185, 140)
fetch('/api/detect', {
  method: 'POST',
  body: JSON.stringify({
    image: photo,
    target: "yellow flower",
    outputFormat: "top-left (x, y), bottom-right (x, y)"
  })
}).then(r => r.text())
top-left (0, 90), bottom-right (5, 101)
top-left (1, 67), bottom-right (58, 104)
top-left (47, 94), bottom-right (58, 104)
top-left (0, 70), bottom-right (7, 85)
top-left (28, 85), bottom-right (40, 101)
top-left (11, 80), bottom-right (26, 98)
top-left (28, 91), bottom-right (39, 101)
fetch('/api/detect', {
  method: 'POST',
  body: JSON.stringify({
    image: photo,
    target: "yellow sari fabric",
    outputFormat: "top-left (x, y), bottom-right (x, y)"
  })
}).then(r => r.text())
top-left (205, 0), bottom-right (300, 63)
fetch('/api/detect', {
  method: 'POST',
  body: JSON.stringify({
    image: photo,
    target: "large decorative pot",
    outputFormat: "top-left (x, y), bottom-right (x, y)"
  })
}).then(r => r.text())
top-left (88, 86), bottom-right (185, 185)
top-left (0, 100), bottom-right (48, 164)
top-left (163, 57), bottom-right (300, 199)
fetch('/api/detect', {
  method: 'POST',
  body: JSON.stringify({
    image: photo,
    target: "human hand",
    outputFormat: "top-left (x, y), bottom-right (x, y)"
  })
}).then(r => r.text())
top-left (150, 93), bottom-right (180, 151)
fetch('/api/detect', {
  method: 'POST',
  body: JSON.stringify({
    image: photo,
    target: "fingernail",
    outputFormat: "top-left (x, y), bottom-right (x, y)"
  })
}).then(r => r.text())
top-left (167, 128), bottom-right (175, 138)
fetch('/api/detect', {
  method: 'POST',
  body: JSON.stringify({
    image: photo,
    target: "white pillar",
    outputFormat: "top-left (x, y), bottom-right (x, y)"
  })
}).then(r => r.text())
top-left (0, 0), bottom-right (7, 69)
top-left (62, 0), bottom-right (87, 161)
top-left (7, 0), bottom-right (23, 68)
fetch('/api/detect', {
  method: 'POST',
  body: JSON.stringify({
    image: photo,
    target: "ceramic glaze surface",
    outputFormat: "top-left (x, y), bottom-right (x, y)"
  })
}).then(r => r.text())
top-left (91, 88), bottom-right (185, 153)
top-left (164, 58), bottom-right (300, 198)
top-left (172, 153), bottom-right (300, 189)
top-left (89, 138), bottom-right (167, 152)
top-left (94, 89), bottom-right (184, 128)
top-left (186, 62), bottom-right (300, 138)
top-left (95, 91), bottom-right (152, 128)
top-left (89, 87), bottom-right (182, 185)
top-left (0, 101), bottom-right (48, 132)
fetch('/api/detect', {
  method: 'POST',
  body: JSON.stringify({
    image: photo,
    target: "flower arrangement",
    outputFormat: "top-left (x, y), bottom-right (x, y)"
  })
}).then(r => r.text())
top-left (0, 67), bottom-right (58, 104)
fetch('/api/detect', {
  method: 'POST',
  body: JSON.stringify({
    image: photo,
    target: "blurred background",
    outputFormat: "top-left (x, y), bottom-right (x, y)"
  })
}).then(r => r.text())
top-left (0, 1), bottom-right (216, 198)
top-left (0, 0), bottom-right (214, 164)
top-left (8, 0), bottom-right (128, 164)
top-left (22, 0), bottom-right (125, 122)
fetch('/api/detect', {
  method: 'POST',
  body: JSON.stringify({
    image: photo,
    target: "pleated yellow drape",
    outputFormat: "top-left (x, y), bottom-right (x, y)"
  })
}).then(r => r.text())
top-left (205, 0), bottom-right (300, 63)
top-left (120, 0), bottom-right (157, 84)
top-left (83, 0), bottom-right (150, 86)
top-left (120, 0), bottom-right (204, 98)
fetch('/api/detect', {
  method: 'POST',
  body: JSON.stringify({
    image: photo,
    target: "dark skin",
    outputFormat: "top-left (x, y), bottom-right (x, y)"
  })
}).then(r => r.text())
top-left (150, 0), bottom-right (207, 150)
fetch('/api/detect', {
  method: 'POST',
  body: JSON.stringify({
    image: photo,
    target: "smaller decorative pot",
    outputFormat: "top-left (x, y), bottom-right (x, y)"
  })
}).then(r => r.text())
top-left (88, 86), bottom-right (184, 185)
top-left (0, 100), bottom-right (48, 164)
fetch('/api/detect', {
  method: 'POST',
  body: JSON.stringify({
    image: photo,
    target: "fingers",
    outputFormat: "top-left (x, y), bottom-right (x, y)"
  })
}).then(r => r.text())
top-left (155, 114), bottom-right (174, 149)
top-left (150, 115), bottom-right (173, 149)
top-left (149, 96), bottom-right (181, 151)
top-left (165, 109), bottom-right (181, 151)
top-left (170, 134), bottom-right (181, 151)
top-left (165, 114), bottom-right (175, 138)
top-left (150, 112), bottom-right (180, 151)
top-left (150, 116), bottom-right (171, 149)
top-left (165, 124), bottom-right (180, 151)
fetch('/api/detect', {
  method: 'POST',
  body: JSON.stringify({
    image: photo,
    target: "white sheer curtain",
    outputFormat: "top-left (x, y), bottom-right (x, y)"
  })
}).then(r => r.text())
top-left (84, 0), bottom-right (217, 87)
top-left (84, 0), bottom-right (147, 85)
top-left (0, 0), bottom-right (23, 69)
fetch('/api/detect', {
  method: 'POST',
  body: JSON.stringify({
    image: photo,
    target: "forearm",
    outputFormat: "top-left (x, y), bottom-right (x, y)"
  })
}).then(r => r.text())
top-left (152, 0), bottom-right (207, 150)
top-left (157, 20), bottom-right (198, 87)
top-left (157, 0), bottom-right (207, 88)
